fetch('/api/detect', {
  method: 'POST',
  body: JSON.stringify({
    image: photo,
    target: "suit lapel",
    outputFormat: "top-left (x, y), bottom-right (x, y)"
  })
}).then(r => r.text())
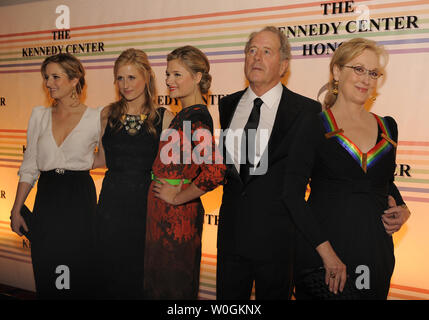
top-left (220, 90), bottom-right (246, 182)
top-left (220, 89), bottom-right (246, 130)
top-left (267, 86), bottom-right (301, 158)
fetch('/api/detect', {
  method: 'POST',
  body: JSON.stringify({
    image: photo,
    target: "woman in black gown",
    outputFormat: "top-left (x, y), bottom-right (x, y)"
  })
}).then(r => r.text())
top-left (282, 38), bottom-right (408, 299)
top-left (93, 49), bottom-right (168, 299)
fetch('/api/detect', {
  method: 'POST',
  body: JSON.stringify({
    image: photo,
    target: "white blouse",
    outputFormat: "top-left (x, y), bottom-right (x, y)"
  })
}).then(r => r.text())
top-left (18, 105), bottom-right (102, 186)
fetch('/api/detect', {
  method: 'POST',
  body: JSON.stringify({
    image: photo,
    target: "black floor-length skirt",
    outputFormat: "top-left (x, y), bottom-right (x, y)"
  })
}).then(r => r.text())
top-left (95, 170), bottom-right (150, 299)
top-left (30, 170), bottom-right (97, 299)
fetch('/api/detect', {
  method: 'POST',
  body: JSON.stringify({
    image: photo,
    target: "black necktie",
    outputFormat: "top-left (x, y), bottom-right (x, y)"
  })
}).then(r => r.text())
top-left (240, 97), bottom-right (263, 183)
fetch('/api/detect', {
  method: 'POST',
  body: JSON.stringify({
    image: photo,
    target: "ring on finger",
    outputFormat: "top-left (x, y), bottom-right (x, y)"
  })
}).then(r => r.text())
top-left (330, 271), bottom-right (336, 279)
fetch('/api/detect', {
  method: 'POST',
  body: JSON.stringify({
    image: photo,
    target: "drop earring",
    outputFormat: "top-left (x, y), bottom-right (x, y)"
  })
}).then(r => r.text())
top-left (71, 87), bottom-right (78, 100)
top-left (332, 80), bottom-right (339, 95)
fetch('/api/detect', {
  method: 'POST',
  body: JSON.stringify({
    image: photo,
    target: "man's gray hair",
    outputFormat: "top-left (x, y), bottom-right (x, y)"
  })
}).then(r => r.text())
top-left (244, 26), bottom-right (291, 61)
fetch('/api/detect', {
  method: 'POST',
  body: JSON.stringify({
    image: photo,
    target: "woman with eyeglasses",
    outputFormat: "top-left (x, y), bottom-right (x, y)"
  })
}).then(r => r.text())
top-left (282, 38), bottom-right (408, 299)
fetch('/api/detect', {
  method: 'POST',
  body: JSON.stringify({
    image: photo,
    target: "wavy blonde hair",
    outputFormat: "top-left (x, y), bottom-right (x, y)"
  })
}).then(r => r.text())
top-left (107, 48), bottom-right (159, 135)
top-left (324, 38), bottom-right (388, 109)
top-left (323, 38), bottom-right (389, 109)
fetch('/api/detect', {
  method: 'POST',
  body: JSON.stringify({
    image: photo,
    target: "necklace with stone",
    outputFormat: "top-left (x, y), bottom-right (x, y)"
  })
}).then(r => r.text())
top-left (121, 113), bottom-right (147, 136)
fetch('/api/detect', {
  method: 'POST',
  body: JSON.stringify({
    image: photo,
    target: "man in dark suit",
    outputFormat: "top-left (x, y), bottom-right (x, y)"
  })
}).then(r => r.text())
top-left (216, 26), bottom-right (321, 300)
top-left (216, 26), bottom-right (410, 300)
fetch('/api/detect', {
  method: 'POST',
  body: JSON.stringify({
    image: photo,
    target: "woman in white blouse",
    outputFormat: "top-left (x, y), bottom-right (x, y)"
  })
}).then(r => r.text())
top-left (10, 53), bottom-right (100, 299)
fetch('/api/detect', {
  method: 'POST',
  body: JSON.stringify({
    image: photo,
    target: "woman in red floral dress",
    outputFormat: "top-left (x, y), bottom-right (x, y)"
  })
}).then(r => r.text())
top-left (144, 46), bottom-right (226, 299)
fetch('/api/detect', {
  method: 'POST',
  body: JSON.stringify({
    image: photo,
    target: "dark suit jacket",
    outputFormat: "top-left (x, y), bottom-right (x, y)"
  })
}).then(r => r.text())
top-left (217, 86), bottom-right (321, 261)
top-left (217, 85), bottom-right (321, 261)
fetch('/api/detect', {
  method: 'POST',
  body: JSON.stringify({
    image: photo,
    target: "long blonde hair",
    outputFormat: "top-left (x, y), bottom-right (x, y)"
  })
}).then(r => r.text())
top-left (324, 38), bottom-right (388, 109)
top-left (107, 48), bottom-right (159, 135)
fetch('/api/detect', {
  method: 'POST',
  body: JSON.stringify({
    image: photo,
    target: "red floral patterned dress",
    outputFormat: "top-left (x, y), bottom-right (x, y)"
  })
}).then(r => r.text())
top-left (144, 104), bottom-right (225, 299)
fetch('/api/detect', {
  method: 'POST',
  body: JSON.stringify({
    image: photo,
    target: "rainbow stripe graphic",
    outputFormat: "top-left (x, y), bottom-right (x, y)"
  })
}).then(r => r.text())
top-left (0, 0), bottom-right (429, 73)
top-left (320, 109), bottom-right (395, 172)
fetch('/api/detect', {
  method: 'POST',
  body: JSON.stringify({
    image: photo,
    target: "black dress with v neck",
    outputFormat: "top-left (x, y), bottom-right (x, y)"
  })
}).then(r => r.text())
top-left (282, 110), bottom-right (404, 300)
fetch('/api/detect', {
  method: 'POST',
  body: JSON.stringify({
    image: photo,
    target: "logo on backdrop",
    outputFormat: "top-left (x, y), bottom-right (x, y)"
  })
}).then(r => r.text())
top-left (158, 94), bottom-right (227, 106)
top-left (278, 0), bottom-right (419, 56)
top-left (22, 240), bottom-right (31, 249)
top-left (205, 213), bottom-right (219, 226)
top-left (21, 5), bottom-right (105, 57)
top-left (0, 96), bottom-right (5, 107)
top-left (395, 164), bottom-right (412, 177)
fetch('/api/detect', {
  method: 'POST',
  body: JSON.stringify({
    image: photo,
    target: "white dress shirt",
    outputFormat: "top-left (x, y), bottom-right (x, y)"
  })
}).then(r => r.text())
top-left (18, 105), bottom-right (102, 186)
top-left (225, 82), bottom-right (283, 173)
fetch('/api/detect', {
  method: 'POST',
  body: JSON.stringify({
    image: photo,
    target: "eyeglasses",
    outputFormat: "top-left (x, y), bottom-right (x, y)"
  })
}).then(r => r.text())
top-left (343, 65), bottom-right (383, 79)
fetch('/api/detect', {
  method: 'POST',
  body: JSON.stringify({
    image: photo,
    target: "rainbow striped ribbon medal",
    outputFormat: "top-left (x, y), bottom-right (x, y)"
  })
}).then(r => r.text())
top-left (320, 109), bottom-right (397, 173)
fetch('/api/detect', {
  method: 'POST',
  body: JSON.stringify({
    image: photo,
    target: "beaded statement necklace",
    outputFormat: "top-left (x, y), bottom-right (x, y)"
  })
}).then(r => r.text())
top-left (120, 114), bottom-right (147, 136)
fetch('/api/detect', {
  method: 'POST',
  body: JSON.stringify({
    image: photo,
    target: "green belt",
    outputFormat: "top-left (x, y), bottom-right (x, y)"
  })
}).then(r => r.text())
top-left (151, 172), bottom-right (191, 185)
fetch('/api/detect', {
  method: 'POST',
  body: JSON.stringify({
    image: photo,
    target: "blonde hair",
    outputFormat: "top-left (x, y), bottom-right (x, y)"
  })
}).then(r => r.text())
top-left (108, 48), bottom-right (159, 135)
top-left (167, 45), bottom-right (212, 94)
top-left (324, 38), bottom-right (388, 109)
top-left (41, 53), bottom-right (85, 97)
